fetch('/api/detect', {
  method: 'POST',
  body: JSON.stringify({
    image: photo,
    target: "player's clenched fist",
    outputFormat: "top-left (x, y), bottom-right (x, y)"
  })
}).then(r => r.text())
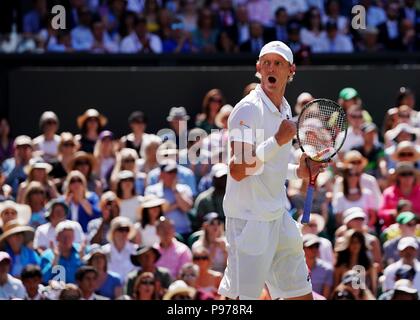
top-left (274, 119), bottom-right (296, 146)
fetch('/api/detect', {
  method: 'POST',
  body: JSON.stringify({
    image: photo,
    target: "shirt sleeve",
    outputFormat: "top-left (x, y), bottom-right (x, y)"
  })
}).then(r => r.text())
top-left (228, 103), bottom-right (257, 146)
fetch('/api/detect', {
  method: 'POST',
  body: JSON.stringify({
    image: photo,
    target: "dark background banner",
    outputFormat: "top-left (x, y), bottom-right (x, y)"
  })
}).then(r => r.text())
top-left (4, 65), bottom-right (420, 137)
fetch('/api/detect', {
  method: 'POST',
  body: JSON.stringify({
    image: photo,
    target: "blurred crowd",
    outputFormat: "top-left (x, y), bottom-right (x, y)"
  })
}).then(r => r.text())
top-left (1, 0), bottom-right (420, 59)
top-left (1, 83), bottom-right (420, 300)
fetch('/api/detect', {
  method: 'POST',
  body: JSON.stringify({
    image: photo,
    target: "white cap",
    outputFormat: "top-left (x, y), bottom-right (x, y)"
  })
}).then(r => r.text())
top-left (398, 237), bottom-right (419, 251)
top-left (259, 41), bottom-right (293, 64)
top-left (343, 207), bottom-right (366, 225)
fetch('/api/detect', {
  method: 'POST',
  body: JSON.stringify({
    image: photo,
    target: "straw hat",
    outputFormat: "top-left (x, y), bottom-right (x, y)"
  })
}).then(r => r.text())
top-left (24, 157), bottom-right (53, 175)
top-left (394, 162), bottom-right (420, 180)
top-left (390, 141), bottom-right (420, 162)
top-left (163, 280), bottom-right (196, 300)
top-left (334, 229), bottom-right (371, 252)
top-left (77, 108), bottom-right (108, 129)
top-left (0, 219), bottom-right (35, 249)
top-left (69, 151), bottom-right (97, 170)
top-left (343, 150), bottom-right (368, 169)
top-left (106, 216), bottom-right (136, 242)
top-left (0, 201), bottom-right (31, 227)
top-left (130, 245), bottom-right (161, 266)
top-left (215, 104), bottom-right (233, 128)
top-left (138, 195), bottom-right (168, 218)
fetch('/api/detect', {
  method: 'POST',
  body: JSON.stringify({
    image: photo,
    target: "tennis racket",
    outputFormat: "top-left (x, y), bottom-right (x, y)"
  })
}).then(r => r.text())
top-left (296, 98), bottom-right (348, 224)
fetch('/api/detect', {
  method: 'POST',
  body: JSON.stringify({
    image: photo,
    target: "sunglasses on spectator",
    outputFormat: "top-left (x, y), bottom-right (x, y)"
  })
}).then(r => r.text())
top-left (398, 113), bottom-right (410, 118)
top-left (308, 244), bottom-right (320, 249)
top-left (350, 161), bottom-right (362, 165)
top-left (193, 256), bottom-right (209, 261)
top-left (116, 227), bottom-right (130, 233)
top-left (350, 114), bottom-right (363, 119)
top-left (75, 160), bottom-right (90, 166)
top-left (182, 273), bottom-right (197, 279)
top-left (45, 120), bottom-right (57, 125)
top-left (399, 172), bottom-right (414, 177)
top-left (140, 279), bottom-right (155, 285)
top-left (70, 178), bottom-right (83, 184)
top-left (406, 221), bottom-right (417, 227)
top-left (172, 294), bottom-right (192, 300)
top-left (123, 158), bottom-right (135, 163)
top-left (210, 97), bottom-right (222, 103)
top-left (348, 172), bottom-right (361, 177)
top-left (62, 142), bottom-right (75, 147)
top-left (398, 152), bottom-right (414, 157)
top-left (209, 220), bottom-right (222, 226)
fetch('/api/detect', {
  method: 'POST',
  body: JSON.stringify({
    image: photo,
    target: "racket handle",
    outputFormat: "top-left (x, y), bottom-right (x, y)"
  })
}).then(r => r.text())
top-left (302, 185), bottom-right (315, 224)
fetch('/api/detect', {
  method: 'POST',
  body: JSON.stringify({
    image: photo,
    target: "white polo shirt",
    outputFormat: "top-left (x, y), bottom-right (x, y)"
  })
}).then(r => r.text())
top-left (223, 84), bottom-right (297, 221)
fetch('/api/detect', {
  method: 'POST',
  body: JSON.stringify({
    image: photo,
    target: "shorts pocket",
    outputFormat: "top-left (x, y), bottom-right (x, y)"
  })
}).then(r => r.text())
top-left (236, 220), bottom-right (271, 256)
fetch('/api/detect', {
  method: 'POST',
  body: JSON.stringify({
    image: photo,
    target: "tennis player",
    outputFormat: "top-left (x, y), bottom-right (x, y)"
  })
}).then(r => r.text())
top-left (218, 41), bottom-right (327, 300)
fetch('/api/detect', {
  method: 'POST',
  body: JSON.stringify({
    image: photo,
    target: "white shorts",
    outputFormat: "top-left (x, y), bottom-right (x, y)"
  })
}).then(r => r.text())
top-left (218, 212), bottom-right (312, 300)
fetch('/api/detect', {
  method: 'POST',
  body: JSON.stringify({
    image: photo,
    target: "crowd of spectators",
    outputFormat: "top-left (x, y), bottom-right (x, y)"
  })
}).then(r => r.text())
top-left (0, 83), bottom-right (420, 300)
top-left (1, 0), bottom-right (420, 60)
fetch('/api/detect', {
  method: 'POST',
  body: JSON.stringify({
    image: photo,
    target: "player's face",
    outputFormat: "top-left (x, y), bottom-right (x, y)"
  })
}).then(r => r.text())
top-left (257, 53), bottom-right (294, 94)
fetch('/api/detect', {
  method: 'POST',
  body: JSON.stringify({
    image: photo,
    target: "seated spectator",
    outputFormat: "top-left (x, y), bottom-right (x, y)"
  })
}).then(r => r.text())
top-left (383, 237), bottom-right (420, 292)
top-left (126, 245), bottom-right (172, 297)
top-left (178, 262), bottom-right (199, 288)
top-left (0, 220), bottom-right (40, 278)
top-left (93, 131), bottom-right (116, 190)
top-left (323, 0), bottom-right (349, 34)
top-left (0, 117), bottom-right (14, 165)
top-left (334, 229), bottom-right (377, 295)
top-left (22, 181), bottom-right (48, 228)
top-left (270, 7), bottom-right (289, 43)
top-left (58, 283), bottom-right (82, 300)
top-left (162, 279), bottom-right (196, 300)
top-left (32, 111), bottom-right (60, 162)
top-left (312, 21), bottom-right (353, 53)
top-left (115, 170), bottom-right (143, 223)
top-left (192, 212), bottom-right (227, 273)
top-left (76, 108), bottom-right (108, 154)
top-left (69, 151), bottom-right (102, 196)
top-left (378, 264), bottom-right (417, 300)
top-left (333, 269), bottom-right (376, 300)
top-left (131, 271), bottom-right (160, 300)
top-left (62, 170), bottom-right (101, 233)
top-left (162, 20), bottom-right (195, 54)
top-left (102, 216), bottom-right (137, 281)
top-left (192, 8), bottom-right (218, 53)
top-left (216, 30), bottom-right (239, 53)
top-left (338, 105), bottom-right (366, 154)
top-left (197, 162), bottom-right (228, 198)
top-left (239, 21), bottom-right (268, 53)
top-left (145, 160), bottom-right (194, 239)
top-left (138, 135), bottom-right (162, 175)
top-left (71, 7), bottom-right (94, 51)
top-left (303, 234), bottom-right (333, 299)
top-left (87, 191), bottom-right (120, 245)
top-left (356, 27), bottom-right (384, 52)
top-left (75, 266), bottom-right (109, 300)
top-left (23, 0), bottom-right (48, 34)
top-left (384, 122), bottom-right (419, 150)
top-left (120, 111), bottom-right (150, 156)
top-left (40, 221), bottom-right (85, 284)
top-left (90, 18), bottom-right (119, 53)
top-left (300, 7), bottom-right (326, 50)
top-left (270, 0), bottom-right (308, 21)
top-left (195, 89), bottom-right (225, 134)
top-left (134, 195), bottom-right (167, 247)
top-left (111, 148), bottom-right (146, 196)
top-left (33, 199), bottom-right (84, 253)
top-left (120, 15), bottom-right (162, 53)
top-left (389, 141), bottom-right (420, 170)
top-left (0, 201), bottom-right (31, 233)
top-left (84, 244), bottom-right (123, 299)
top-left (154, 217), bottom-right (192, 279)
top-left (0, 169), bottom-right (12, 202)
top-left (2, 135), bottom-right (33, 198)
top-left (21, 264), bottom-right (47, 300)
top-left (379, 162), bottom-right (420, 228)
top-left (192, 246), bottom-right (222, 297)
top-left (390, 279), bottom-right (419, 300)
top-left (377, 2), bottom-right (403, 51)
top-left (0, 251), bottom-right (26, 299)
top-left (381, 199), bottom-right (417, 240)
top-left (178, 0), bottom-right (198, 33)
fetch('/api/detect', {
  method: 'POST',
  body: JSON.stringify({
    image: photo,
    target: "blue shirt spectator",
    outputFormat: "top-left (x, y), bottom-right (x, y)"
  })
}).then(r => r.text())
top-left (147, 165), bottom-right (197, 197)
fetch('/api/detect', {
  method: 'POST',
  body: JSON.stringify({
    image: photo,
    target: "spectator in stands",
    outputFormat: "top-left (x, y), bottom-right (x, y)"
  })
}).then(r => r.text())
top-left (379, 162), bottom-right (420, 228)
top-left (390, 279), bottom-right (419, 300)
top-left (121, 111), bottom-right (150, 155)
top-left (338, 105), bottom-right (365, 154)
top-left (58, 283), bottom-right (82, 300)
top-left (131, 271), bottom-right (161, 300)
top-left (154, 216), bottom-right (192, 279)
top-left (194, 163), bottom-right (227, 225)
top-left (389, 141), bottom-right (420, 170)
top-left (270, 0), bottom-right (308, 21)
top-left (33, 199), bottom-right (84, 253)
top-left (47, 30), bottom-right (74, 52)
top-left (0, 118), bottom-right (14, 165)
top-left (75, 265), bottom-right (109, 300)
top-left (225, 4), bottom-right (250, 46)
top-left (192, 245), bottom-right (222, 297)
top-left (87, 191), bottom-right (120, 245)
top-left (0, 251), bottom-right (26, 299)
top-left (400, 19), bottom-right (419, 51)
top-left (93, 131), bottom-right (116, 190)
top-left (69, 151), bottom-right (102, 195)
top-left (62, 170), bottom-right (101, 232)
top-left (312, 21), bottom-right (353, 53)
top-left (303, 233), bottom-right (333, 299)
top-left (71, 7), bottom-right (94, 51)
top-left (134, 195), bottom-right (166, 247)
top-left (144, 0), bottom-right (161, 33)
top-left (90, 18), bottom-right (119, 53)
top-left (120, 15), bottom-right (163, 53)
top-left (357, 27), bottom-right (383, 52)
top-left (333, 269), bottom-right (376, 300)
top-left (0, 219), bottom-right (40, 278)
top-left (102, 216), bottom-right (137, 281)
top-left (162, 20), bottom-right (195, 53)
top-left (191, 212), bottom-right (227, 273)
top-left (0, 201), bottom-right (31, 234)
top-left (301, 7), bottom-right (326, 50)
top-left (115, 170), bottom-right (143, 223)
top-left (286, 21), bottom-right (311, 65)
top-left (126, 245), bottom-right (172, 297)
top-left (216, 0), bottom-right (236, 29)
top-left (323, 0), bottom-right (348, 34)
top-left (160, 107), bottom-right (190, 149)
top-left (192, 8), bottom-right (218, 53)
top-left (23, 0), bottom-right (48, 35)
top-left (21, 264), bottom-right (47, 300)
top-left (76, 108), bottom-right (107, 154)
top-left (33, 111), bottom-right (60, 162)
top-left (196, 89), bottom-right (225, 134)
top-left (178, 0), bottom-right (199, 33)
top-left (22, 181), bottom-right (48, 229)
top-left (334, 229), bottom-right (377, 295)
top-left (17, 157), bottom-right (57, 204)
top-left (383, 211), bottom-right (420, 266)
top-left (138, 135), bottom-right (162, 174)
top-left (378, 2), bottom-right (403, 51)
top-left (378, 264), bottom-right (417, 300)
top-left (270, 7), bottom-right (289, 43)
top-left (2, 135), bottom-right (33, 198)
top-left (383, 236), bottom-right (420, 291)
top-left (40, 220), bottom-right (85, 284)
top-left (0, 169), bottom-right (12, 202)
top-left (216, 30), bottom-right (239, 53)
top-left (179, 262), bottom-right (199, 288)
top-left (84, 244), bottom-right (123, 299)
top-left (239, 21), bottom-right (267, 53)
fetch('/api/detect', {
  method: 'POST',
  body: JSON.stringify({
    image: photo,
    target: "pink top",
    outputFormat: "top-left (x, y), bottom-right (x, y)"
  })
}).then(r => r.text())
top-left (155, 239), bottom-right (192, 278)
top-left (378, 184), bottom-right (420, 227)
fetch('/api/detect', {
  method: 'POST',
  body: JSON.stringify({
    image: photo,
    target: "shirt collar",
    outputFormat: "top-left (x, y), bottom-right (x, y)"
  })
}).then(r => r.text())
top-left (255, 84), bottom-right (289, 116)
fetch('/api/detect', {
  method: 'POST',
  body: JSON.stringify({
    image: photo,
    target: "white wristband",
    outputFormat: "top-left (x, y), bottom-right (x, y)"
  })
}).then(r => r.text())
top-left (255, 136), bottom-right (282, 163)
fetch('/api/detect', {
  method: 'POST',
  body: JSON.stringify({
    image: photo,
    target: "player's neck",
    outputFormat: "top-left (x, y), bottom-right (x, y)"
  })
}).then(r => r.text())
top-left (261, 85), bottom-right (285, 110)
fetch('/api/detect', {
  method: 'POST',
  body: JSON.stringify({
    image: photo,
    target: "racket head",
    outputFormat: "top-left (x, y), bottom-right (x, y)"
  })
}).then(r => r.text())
top-left (296, 98), bottom-right (348, 163)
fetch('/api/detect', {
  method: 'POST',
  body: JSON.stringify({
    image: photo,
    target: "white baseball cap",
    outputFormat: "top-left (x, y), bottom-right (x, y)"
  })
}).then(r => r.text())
top-left (259, 41), bottom-right (293, 64)
top-left (343, 207), bottom-right (366, 225)
top-left (398, 237), bottom-right (419, 251)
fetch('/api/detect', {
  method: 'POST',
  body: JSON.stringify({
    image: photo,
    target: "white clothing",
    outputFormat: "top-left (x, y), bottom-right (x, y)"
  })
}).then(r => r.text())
top-left (332, 189), bottom-right (378, 214)
top-left (33, 220), bottom-right (85, 250)
top-left (120, 32), bottom-right (162, 54)
top-left (32, 134), bottom-right (60, 161)
top-left (103, 242), bottom-right (137, 282)
top-left (120, 196), bottom-right (143, 223)
top-left (383, 259), bottom-right (420, 292)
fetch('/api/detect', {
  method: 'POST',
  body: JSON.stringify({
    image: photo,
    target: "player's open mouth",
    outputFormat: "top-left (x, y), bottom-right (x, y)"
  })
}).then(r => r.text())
top-left (268, 76), bottom-right (276, 84)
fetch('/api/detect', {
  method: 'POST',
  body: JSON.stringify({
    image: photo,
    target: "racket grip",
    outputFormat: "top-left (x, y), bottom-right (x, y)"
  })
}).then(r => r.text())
top-left (302, 185), bottom-right (315, 224)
